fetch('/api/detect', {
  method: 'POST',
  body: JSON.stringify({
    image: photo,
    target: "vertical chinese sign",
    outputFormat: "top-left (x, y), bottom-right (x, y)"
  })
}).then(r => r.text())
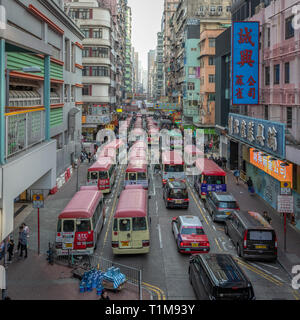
top-left (232, 21), bottom-right (259, 105)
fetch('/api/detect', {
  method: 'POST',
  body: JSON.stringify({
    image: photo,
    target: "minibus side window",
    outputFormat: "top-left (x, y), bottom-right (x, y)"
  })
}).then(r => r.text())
top-left (113, 218), bottom-right (118, 231)
top-left (57, 219), bottom-right (62, 232)
top-left (138, 172), bottom-right (146, 180)
top-left (132, 217), bottom-right (147, 231)
top-left (90, 171), bottom-right (98, 180)
top-left (63, 220), bottom-right (75, 232)
top-left (129, 172), bottom-right (136, 180)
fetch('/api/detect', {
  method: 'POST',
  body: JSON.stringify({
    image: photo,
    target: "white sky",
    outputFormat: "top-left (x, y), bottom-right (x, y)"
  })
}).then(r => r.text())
top-left (127, 0), bottom-right (164, 71)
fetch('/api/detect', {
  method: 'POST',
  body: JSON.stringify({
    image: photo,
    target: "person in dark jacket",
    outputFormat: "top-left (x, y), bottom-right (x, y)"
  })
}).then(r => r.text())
top-left (99, 289), bottom-right (110, 300)
top-left (247, 177), bottom-right (254, 194)
top-left (19, 228), bottom-right (28, 258)
top-left (7, 239), bottom-right (14, 263)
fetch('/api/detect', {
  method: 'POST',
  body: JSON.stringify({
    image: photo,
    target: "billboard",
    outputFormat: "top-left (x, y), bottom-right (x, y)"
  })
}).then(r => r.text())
top-left (232, 21), bottom-right (259, 105)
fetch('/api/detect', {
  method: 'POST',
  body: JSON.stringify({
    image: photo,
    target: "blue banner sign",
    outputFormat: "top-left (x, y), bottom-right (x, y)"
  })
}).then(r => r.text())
top-left (228, 113), bottom-right (286, 158)
top-left (232, 21), bottom-right (259, 105)
top-left (201, 184), bottom-right (226, 194)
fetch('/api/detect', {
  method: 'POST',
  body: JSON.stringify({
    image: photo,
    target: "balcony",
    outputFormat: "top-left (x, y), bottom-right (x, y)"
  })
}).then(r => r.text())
top-left (5, 108), bottom-right (45, 160)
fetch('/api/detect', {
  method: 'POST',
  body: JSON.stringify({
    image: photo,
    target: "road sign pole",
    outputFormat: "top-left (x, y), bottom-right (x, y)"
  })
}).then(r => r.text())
top-left (38, 208), bottom-right (40, 255)
top-left (284, 212), bottom-right (287, 252)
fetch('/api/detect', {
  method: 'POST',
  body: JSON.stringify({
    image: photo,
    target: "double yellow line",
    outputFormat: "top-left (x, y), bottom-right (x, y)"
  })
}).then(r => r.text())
top-left (235, 257), bottom-right (283, 286)
top-left (187, 184), bottom-right (209, 225)
top-left (142, 281), bottom-right (166, 300)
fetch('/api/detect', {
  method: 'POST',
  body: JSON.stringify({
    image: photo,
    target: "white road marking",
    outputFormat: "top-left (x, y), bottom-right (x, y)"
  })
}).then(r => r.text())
top-left (258, 262), bottom-right (279, 270)
top-left (157, 224), bottom-right (163, 249)
top-left (155, 200), bottom-right (158, 216)
top-left (212, 225), bottom-right (216, 231)
top-left (250, 262), bottom-right (285, 283)
top-left (221, 241), bottom-right (228, 251)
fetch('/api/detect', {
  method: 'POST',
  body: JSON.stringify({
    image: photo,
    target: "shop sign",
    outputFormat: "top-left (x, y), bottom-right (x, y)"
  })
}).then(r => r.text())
top-left (32, 193), bottom-right (44, 208)
top-left (232, 21), bottom-right (259, 105)
top-left (228, 113), bottom-right (285, 158)
top-left (250, 148), bottom-right (292, 184)
top-left (280, 181), bottom-right (292, 195)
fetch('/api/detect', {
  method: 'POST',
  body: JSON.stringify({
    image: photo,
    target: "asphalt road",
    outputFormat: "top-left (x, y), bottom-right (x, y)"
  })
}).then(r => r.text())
top-left (94, 162), bottom-right (299, 301)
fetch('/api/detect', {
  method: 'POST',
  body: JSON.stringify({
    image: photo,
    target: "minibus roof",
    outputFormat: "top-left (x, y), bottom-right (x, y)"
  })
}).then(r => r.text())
top-left (115, 189), bottom-right (147, 218)
top-left (88, 157), bottom-right (112, 171)
top-left (126, 160), bottom-right (148, 172)
top-left (195, 158), bottom-right (226, 176)
top-left (59, 189), bottom-right (102, 219)
top-left (162, 151), bottom-right (184, 165)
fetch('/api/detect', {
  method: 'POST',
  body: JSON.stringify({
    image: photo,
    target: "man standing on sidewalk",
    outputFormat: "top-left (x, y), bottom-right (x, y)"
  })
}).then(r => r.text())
top-left (19, 228), bottom-right (28, 259)
top-left (233, 168), bottom-right (240, 185)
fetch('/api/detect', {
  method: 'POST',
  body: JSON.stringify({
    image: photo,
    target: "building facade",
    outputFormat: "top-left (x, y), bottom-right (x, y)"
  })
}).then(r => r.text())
top-left (0, 0), bottom-right (83, 241)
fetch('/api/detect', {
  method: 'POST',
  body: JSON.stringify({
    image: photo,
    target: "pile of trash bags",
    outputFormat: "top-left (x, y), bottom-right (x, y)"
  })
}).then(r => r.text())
top-left (79, 267), bottom-right (126, 293)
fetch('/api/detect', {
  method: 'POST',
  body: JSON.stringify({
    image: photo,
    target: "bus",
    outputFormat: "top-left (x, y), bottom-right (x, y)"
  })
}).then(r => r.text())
top-left (193, 158), bottom-right (227, 200)
top-left (112, 185), bottom-right (150, 254)
top-left (55, 186), bottom-right (105, 256)
top-left (87, 157), bottom-right (116, 193)
top-left (161, 150), bottom-right (185, 185)
top-left (184, 145), bottom-right (204, 174)
top-left (125, 158), bottom-right (148, 189)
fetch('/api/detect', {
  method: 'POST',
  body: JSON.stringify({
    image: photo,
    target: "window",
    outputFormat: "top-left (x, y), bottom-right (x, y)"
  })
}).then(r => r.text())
top-left (137, 172), bottom-right (147, 180)
top-left (93, 28), bottom-right (103, 39)
top-left (132, 217), bottom-right (147, 231)
top-left (209, 74), bottom-right (215, 83)
top-left (76, 219), bottom-right (91, 232)
top-left (83, 66), bottom-right (89, 76)
top-left (119, 218), bottom-right (130, 231)
top-left (91, 47), bottom-right (109, 58)
top-left (226, 6), bottom-right (231, 12)
top-left (264, 105), bottom-right (269, 120)
top-left (218, 6), bottom-right (223, 12)
top-left (188, 67), bottom-right (195, 75)
top-left (63, 220), bottom-right (74, 232)
top-left (265, 66), bottom-right (270, 85)
top-left (248, 230), bottom-right (273, 241)
top-left (209, 38), bottom-right (215, 47)
top-left (181, 227), bottom-right (205, 235)
top-left (90, 172), bottom-right (98, 180)
top-left (81, 29), bottom-right (89, 38)
top-left (267, 28), bottom-right (270, 48)
top-left (91, 66), bottom-right (109, 77)
top-left (210, 6), bottom-right (216, 13)
top-left (209, 56), bottom-right (215, 65)
top-left (274, 64), bottom-right (280, 84)
top-left (287, 107), bottom-right (292, 128)
top-left (187, 82), bottom-right (195, 90)
top-left (285, 16), bottom-right (294, 40)
top-left (284, 62), bottom-right (290, 84)
top-left (82, 48), bottom-right (89, 57)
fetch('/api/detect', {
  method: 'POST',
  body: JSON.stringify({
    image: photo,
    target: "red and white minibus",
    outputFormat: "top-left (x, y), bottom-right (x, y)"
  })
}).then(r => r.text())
top-left (87, 157), bottom-right (116, 193)
top-left (125, 158), bottom-right (148, 189)
top-left (112, 185), bottom-right (150, 254)
top-left (161, 150), bottom-right (185, 185)
top-left (56, 186), bottom-right (105, 255)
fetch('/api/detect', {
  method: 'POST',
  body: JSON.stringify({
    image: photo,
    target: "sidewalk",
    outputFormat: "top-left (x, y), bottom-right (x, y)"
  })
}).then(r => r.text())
top-left (2, 162), bottom-right (150, 300)
top-left (226, 170), bottom-right (300, 277)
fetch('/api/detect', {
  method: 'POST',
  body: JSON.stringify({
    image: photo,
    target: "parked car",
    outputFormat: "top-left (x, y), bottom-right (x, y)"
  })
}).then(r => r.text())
top-left (189, 253), bottom-right (255, 300)
top-left (172, 215), bottom-right (210, 254)
top-left (224, 210), bottom-right (277, 261)
top-left (163, 179), bottom-right (189, 209)
top-left (205, 192), bottom-right (239, 222)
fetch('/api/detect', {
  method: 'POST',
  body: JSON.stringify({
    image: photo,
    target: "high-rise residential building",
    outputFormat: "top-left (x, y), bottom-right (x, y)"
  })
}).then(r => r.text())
top-left (0, 0), bottom-right (83, 241)
top-left (147, 49), bottom-right (156, 100)
top-left (155, 31), bottom-right (164, 100)
top-left (124, 5), bottom-right (133, 99)
top-left (168, 0), bottom-right (231, 131)
top-left (163, 0), bottom-right (180, 101)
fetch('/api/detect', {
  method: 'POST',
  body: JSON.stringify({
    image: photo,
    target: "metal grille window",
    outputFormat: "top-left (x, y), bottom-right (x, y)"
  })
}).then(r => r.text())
top-left (209, 56), bottom-right (215, 65)
top-left (187, 82), bottom-right (195, 90)
top-left (209, 38), bottom-right (215, 47)
top-left (284, 62), bottom-right (290, 84)
top-left (287, 107), bottom-right (292, 128)
top-left (209, 74), bottom-right (215, 83)
top-left (82, 48), bottom-right (89, 57)
top-left (265, 66), bottom-right (270, 85)
top-left (91, 47), bottom-right (109, 58)
top-left (285, 16), bottom-right (294, 40)
top-left (82, 67), bottom-right (89, 76)
top-left (93, 28), bottom-right (103, 39)
top-left (274, 64), bottom-right (280, 84)
top-left (80, 29), bottom-right (89, 38)
top-left (91, 66), bottom-right (109, 77)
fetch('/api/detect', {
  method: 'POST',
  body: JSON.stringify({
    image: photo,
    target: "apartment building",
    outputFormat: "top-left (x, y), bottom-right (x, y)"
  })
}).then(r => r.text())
top-left (0, 0), bottom-right (83, 241)
top-left (215, 0), bottom-right (300, 228)
top-left (155, 31), bottom-right (164, 100)
top-left (147, 49), bottom-right (156, 100)
top-left (124, 5), bottom-right (133, 99)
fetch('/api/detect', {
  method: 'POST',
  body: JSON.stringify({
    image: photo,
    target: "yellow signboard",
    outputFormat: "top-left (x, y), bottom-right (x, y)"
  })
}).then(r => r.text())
top-left (116, 109), bottom-right (123, 113)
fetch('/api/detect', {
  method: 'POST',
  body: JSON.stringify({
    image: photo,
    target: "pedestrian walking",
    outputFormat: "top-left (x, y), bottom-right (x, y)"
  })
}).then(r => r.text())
top-left (247, 177), bottom-right (254, 195)
top-left (88, 152), bottom-right (92, 164)
top-left (222, 157), bottom-right (227, 170)
top-left (19, 228), bottom-right (28, 259)
top-left (99, 289), bottom-right (110, 300)
top-left (233, 168), bottom-right (240, 185)
top-left (0, 240), bottom-right (4, 261)
top-left (217, 158), bottom-right (222, 167)
top-left (263, 211), bottom-right (272, 224)
top-left (7, 239), bottom-right (14, 263)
